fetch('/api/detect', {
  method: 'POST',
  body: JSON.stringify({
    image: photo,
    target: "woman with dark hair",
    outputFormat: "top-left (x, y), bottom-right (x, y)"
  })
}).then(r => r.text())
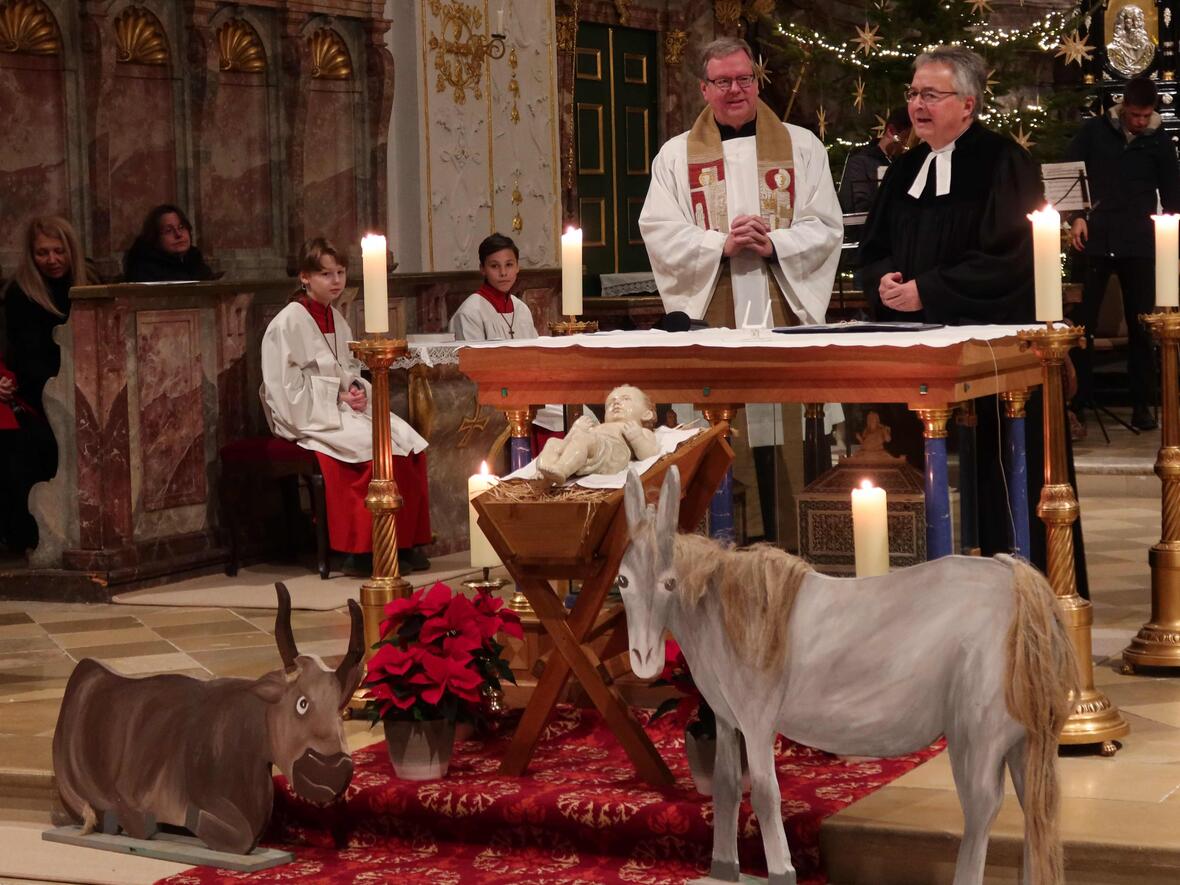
top-left (123, 204), bottom-right (215, 282)
top-left (259, 238), bottom-right (432, 575)
top-left (1, 215), bottom-right (90, 551)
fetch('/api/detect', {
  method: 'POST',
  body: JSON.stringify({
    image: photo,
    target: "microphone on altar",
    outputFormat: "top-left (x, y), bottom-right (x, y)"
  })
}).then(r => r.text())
top-left (653, 311), bottom-right (709, 332)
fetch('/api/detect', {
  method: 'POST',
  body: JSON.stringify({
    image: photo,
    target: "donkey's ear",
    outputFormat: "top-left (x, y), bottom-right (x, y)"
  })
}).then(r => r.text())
top-left (656, 466), bottom-right (681, 539)
top-left (624, 468), bottom-right (647, 533)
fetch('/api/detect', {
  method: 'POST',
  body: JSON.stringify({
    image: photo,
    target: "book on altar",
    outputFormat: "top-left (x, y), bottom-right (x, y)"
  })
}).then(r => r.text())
top-left (773, 320), bottom-right (945, 334)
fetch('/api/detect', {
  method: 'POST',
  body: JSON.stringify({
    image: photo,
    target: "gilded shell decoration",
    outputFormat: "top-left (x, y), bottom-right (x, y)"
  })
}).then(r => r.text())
top-left (308, 28), bottom-right (351, 80)
top-left (0, 0), bottom-right (62, 55)
top-left (115, 6), bottom-right (168, 65)
top-left (217, 18), bottom-right (265, 73)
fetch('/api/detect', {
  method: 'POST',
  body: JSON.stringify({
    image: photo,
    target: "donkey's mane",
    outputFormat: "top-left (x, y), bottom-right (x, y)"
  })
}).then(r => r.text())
top-left (672, 532), bottom-right (814, 671)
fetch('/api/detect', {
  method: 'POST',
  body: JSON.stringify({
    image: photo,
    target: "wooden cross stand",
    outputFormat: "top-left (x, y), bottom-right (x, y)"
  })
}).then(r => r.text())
top-left (473, 423), bottom-right (733, 786)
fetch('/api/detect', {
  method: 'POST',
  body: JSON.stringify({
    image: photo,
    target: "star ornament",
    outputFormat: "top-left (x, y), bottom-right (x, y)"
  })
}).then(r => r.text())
top-left (753, 54), bottom-right (772, 89)
top-left (985, 68), bottom-right (999, 96)
top-left (1011, 125), bottom-right (1035, 151)
top-left (1055, 30), bottom-right (1094, 67)
top-left (853, 22), bottom-right (882, 57)
top-left (853, 77), bottom-right (867, 113)
top-left (816, 105), bottom-right (829, 141)
top-left (873, 113), bottom-right (888, 138)
top-left (964, 0), bottom-right (993, 15)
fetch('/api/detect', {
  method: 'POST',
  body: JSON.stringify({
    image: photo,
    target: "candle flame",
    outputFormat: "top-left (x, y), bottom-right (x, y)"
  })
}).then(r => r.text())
top-left (479, 461), bottom-right (490, 476)
top-left (860, 479), bottom-right (873, 490)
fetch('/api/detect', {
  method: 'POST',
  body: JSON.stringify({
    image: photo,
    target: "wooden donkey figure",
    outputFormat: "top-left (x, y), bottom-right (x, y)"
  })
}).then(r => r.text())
top-left (617, 467), bottom-right (1078, 885)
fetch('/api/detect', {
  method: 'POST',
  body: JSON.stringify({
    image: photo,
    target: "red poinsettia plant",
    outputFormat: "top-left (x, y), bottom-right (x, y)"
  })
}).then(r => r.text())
top-left (363, 582), bottom-right (522, 725)
top-left (649, 638), bottom-right (716, 740)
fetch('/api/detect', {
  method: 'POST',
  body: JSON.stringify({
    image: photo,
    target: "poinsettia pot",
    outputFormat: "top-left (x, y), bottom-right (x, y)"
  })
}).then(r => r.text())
top-left (384, 718), bottom-right (456, 781)
top-left (684, 728), bottom-right (750, 797)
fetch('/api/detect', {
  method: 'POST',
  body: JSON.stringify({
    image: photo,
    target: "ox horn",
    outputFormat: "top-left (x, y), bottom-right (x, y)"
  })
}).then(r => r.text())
top-left (335, 599), bottom-right (365, 699)
top-left (274, 582), bottom-right (300, 672)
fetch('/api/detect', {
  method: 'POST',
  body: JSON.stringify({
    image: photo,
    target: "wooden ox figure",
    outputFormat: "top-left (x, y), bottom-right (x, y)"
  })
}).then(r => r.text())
top-left (618, 468), bottom-right (1077, 885)
top-left (52, 583), bottom-right (364, 854)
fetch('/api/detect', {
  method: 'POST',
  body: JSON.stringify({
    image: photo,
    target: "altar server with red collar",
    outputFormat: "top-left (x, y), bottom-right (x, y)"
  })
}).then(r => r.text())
top-left (260, 238), bottom-right (432, 574)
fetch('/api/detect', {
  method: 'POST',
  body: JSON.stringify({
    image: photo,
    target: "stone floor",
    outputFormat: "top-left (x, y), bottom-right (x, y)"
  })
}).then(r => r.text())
top-left (2, 406), bottom-right (1179, 883)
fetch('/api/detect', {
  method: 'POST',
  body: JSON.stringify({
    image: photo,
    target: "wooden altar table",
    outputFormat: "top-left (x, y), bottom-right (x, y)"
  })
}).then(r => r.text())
top-left (459, 325), bottom-right (1044, 559)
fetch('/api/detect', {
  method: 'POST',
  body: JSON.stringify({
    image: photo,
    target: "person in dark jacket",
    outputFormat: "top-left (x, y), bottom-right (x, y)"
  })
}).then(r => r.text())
top-left (838, 106), bottom-right (912, 213)
top-left (1, 216), bottom-right (90, 552)
top-left (1066, 77), bottom-right (1180, 431)
top-left (123, 204), bottom-right (216, 282)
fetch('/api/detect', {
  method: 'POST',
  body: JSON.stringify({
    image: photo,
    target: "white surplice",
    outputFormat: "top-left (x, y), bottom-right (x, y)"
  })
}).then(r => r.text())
top-left (260, 302), bottom-right (427, 462)
top-left (639, 122), bottom-right (844, 443)
top-left (449, 293), bottom-right (540, 342)
top-left (449, 292), bottom-right (563, 432)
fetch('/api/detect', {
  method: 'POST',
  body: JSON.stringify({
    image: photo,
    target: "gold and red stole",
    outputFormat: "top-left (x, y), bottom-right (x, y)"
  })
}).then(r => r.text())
top-left (686, 99), bottom-right (796, 233)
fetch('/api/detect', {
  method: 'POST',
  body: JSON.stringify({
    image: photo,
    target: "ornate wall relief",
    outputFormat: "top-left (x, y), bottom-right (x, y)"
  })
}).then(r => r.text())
top-left (308, 26), bottom-right (351, 80)
top-left (114, 5), bottom-right (168, 66)
top-left (217, 18), bottom-right (265, 73)
top-left (0, 0), bottom-right (61, 55)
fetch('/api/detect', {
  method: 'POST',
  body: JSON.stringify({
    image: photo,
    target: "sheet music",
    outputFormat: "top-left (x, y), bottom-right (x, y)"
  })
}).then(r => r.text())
top-left (1042, 161), bottom-right (1089, 212)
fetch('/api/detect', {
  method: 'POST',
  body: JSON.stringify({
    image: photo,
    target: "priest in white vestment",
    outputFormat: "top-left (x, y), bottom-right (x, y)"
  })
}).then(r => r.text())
top-left (639, 36), bottom-right (843, 545)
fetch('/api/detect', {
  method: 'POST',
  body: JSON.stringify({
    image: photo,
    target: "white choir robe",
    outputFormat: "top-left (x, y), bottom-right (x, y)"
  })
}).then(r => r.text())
top-left (260, 302), bottom-right (428, 462)
top-left (640, 122), bottom-right (844, 444)
top-left (449, 292), bottom-right (563, 433)
top-left (449, 292), bottom-right (540, 342)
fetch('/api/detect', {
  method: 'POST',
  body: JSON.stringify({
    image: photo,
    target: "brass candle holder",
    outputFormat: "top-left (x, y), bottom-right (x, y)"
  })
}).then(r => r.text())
top-left (548, 316), bottom-right (599, 336)
top-left (346, 337), bottom-right (413, 713)
top-left (1124, 308), bottom-right (1180, 670)
top-left (463, 565), bottom-right (509, 595)
top-left (1019, 323), bottom-right (1128, 755)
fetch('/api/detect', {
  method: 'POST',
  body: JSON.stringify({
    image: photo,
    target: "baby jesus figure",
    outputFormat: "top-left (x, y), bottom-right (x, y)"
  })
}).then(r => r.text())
top-left (536, 385), bottom-right (661, 487)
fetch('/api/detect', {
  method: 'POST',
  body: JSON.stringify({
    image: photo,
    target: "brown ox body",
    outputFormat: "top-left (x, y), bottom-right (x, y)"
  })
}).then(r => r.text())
top-left (52, 584), bottom-right (363, 854)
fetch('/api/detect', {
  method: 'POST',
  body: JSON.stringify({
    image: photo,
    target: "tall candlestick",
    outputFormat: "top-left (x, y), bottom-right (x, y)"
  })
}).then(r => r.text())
top-left (1028, 206), bottom-right (1063, 323)
top-left (851, 479), bottom-right (889, 578)
top-left (1154, 214), bottom-right (1180, 308)
top-left (561, 227), bottom-right (582, 316)
top-left (361, 234), bottom-right (389, 334)
top-left (468, 462), bottom-right (501, 569)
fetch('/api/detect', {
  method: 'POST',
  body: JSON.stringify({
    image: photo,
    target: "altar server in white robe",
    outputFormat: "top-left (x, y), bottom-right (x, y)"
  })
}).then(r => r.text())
top-left (639, 36), bottom-right (843, 545)
top-left (261, 238), bottom-right (432, 574)
top-left (449, 233), bottom-right (564, 445)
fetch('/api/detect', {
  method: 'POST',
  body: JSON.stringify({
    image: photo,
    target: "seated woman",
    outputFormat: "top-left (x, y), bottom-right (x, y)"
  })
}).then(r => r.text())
top-left (1, 216), bottom-right (90, 552)
top-left (450, 233), bottom-right (563, 448)
top-left (260, 238), bottom-right (431, 575)
top-left (123, 204), bottom-right (215, 282)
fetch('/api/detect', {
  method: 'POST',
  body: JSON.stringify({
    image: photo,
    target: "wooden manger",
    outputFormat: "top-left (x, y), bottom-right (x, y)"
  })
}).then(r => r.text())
top-left (473, 422), bottom-right (734, 786)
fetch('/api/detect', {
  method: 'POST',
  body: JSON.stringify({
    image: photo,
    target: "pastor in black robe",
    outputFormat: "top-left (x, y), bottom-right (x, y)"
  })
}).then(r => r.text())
top-left (855, 120), bottom-right (1088, 596)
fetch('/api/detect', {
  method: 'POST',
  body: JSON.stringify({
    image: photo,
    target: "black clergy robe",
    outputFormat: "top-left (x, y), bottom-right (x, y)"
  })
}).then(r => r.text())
top-left (856, 121), bottom-right (1088, 596)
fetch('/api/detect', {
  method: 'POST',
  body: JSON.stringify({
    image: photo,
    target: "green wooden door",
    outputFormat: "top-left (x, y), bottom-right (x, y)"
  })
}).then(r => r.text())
top-left (574, 22), bottom-right (658, 276)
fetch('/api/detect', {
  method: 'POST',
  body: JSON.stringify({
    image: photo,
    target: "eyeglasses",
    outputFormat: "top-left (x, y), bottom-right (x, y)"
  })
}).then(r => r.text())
top-left (160, 224), bottom-right (189, 237)
top-left (705, 75), bottom-right (757, 91)
top-left (904, 88), bottom-right (959, 104)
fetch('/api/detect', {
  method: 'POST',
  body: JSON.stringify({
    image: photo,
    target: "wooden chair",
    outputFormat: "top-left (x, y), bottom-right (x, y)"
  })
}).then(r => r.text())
top-left (219, 437), bottom-right (330, 579)
top-left (473, 423), bottom-right (733, 786)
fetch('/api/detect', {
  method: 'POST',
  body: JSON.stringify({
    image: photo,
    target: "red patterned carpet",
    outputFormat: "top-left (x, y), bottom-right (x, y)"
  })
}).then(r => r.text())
top-left (158, 707), bottom-right (943, 885)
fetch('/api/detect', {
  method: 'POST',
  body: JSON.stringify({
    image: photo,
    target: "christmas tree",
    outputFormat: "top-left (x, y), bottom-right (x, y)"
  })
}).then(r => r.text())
top-left (741, 2), bottom-right (1098, 174)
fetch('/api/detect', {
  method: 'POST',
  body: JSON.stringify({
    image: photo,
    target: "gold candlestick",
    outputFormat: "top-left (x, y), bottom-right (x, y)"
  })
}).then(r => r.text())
top-left (548, 315), bottom-right (599, 336)
top-left (1124, 308), bottom-right (1180, 670)
top-left (1019, 323), bottom-right (1128, 755)
top-left (346, 337), bottom-right (413, 713)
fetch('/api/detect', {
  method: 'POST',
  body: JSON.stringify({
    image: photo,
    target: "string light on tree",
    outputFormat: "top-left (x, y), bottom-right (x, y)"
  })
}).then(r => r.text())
top-left (852, 22), bottom-right (882, 56)
top-left (1055, 29), bottom-right (1094, 66)
top-left (852, 76), bottom-right (866, 113)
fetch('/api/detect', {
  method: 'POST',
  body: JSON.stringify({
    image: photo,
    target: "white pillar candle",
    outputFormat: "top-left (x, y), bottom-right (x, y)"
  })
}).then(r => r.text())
top-left (360, 234), bottom-right (389, 334)
top-left (1027, 206), bottom-right (1062, 323)
top-left (851, 479), bottom-right (889, 578)
top-left (561, 227), bottom-right (582, 316)
top-left (468, 461), bottom-right (501, 569)
top-left (1154, 214), bottom-right (1180, 308)
top-left (496, 7), bottom-right (504, 34)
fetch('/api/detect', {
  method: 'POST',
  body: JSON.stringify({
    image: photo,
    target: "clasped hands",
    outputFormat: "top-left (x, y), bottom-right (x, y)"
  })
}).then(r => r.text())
top-left (340, 383), bottom-right (367, 413)
top-left (0, 375), bottom-right (15, 404)
top-left (723, 214), bottom-right (775, 259)
top-left (879, 271), bottom-right (922, 313)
